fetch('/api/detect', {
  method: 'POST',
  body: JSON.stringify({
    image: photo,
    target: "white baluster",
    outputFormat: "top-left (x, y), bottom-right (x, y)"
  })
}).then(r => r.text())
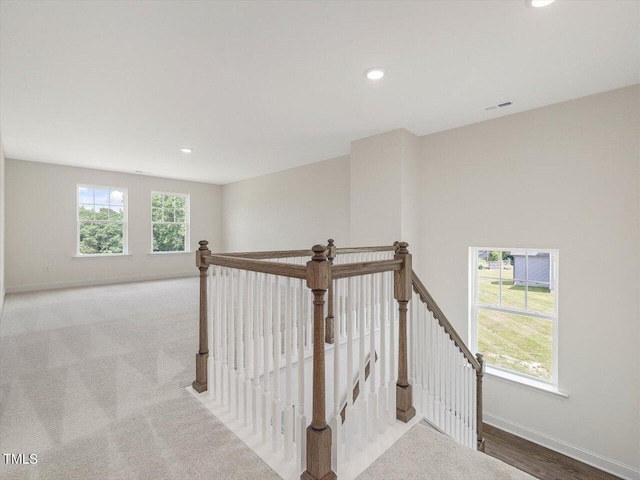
top-left (368, 274), bottom-right (378, 441)
top-left (470, 361), bottom-right (475, 448)
top-left (409, 296), bottom-right (417, 413)
top-left (229, 269), bottom-right (236, 413)
top-left (252, 272), bottom-right (261, 435)
top-left (272, 276), bottom-right (281, 451)
top-left (345, 276), bottom-right (355, 461)
top-left (378, 271), bottom-right (388, 433)
top-left (388, 271), bottom-right (396, 426)
top-left (422, 306), bottom-right (428, 419)
top-left (448, 341), bottom-right (453, 439)
top-left (236, 270), bottom-right (244, 420)
top-left (357, 274), bottom-right (367, 451)
top-left (262, 274), bottom-right (271, 443)
top-left (221, 268), bottom-right (228, 406)
top-left (331, 279), bottom-right (342, 472)
top-left (284, 278), bottom-right (293, 460)
top-left (296, 279), bottom-right (307, 471)
top-left (432, 314), bottom-right (438, 423)
top-left (434, 324), bottom-right (441, 428)
top-left (244, 271), bottom-right (252, 426)
top-left (207, 267), bottom-right (214, 397)
top-left (211, 266), bottom-right (220, 400)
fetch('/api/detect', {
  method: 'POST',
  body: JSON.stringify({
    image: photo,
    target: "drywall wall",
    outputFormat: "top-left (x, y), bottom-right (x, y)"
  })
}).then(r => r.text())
top-left (349, 128), bottom-right (421, 258)
top-left (5, 160), bottom-right (222, 291)
top-left (350, 131), bottom-right (402, 246)
top-left (399, 129), bottom-right (421, 263)
top-left (222, 155), bottom-right (350, 252)
top-left (418, 85), bottom-right (640, 477)
top-left (0, 140), bottom-right (5, 310)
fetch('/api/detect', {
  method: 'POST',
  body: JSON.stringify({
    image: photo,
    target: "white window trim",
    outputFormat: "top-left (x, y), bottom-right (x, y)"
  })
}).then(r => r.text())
top-left (469, 246), bottom-right (560, 388)
top-left (76, 184), bottom-right (129, 256)
top-left (150, 191), bottom-right (190, 253)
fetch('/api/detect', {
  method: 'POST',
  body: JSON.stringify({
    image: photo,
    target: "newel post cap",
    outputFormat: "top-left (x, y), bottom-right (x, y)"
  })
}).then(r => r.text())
top-left (396, 241), bottom-right (409, 254)
top-left (311, 244), bottom-right (327, 262)
top-left (196, 240), bottom-right (211, 268)
top-left (307, 244), bottom-right (330, 290)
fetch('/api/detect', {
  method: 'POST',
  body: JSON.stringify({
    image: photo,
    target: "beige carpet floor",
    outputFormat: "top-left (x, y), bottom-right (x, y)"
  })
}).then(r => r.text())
top-left (1, 277), bottom-right (533, 480)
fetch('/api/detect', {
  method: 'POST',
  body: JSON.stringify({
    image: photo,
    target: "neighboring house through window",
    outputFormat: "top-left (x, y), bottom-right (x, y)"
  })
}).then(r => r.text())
top-left (151, 192), bottom-right (190, 252)
top-left (470, 248), bottom-right (558, 384)
top-left (77, 185), bottom-right (127, 255)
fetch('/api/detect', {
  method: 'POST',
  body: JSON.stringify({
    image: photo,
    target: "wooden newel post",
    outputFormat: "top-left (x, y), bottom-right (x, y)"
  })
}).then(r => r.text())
top-left (193, 240), bottom-right (211, 393)
top-left (325, 239), bottom-right (336, 344)
top-left (302, 244), bottom-right (336, 480)
top-left (476, 353), bottom-right (485, 452)
top-left (394, 241), bottom-right (416, 423)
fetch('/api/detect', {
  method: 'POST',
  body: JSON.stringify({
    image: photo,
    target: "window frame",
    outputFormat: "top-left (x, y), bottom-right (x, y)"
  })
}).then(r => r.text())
top-left (469, 246), bottom-right (559, 386)
top-left (150, 191), bottom-right (191, 254)
top-left (76, 184), bottom-right (129, 257)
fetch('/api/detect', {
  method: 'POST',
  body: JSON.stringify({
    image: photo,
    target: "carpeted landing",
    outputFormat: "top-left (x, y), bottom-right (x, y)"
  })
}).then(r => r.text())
top-left (0, 278), bottom-right (533, 479)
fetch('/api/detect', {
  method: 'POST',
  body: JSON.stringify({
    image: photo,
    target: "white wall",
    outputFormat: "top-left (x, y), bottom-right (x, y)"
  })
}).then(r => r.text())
top-left (222, 155), bottom-right (350, 252)
top-left (350, 131), bottom-right (402, 246)
top-left (418, 85), bottom-right (640, 477)
top-left (0, 140), bottom-right (5, 310)
top-left (5, 160), bottom-right (222, 291)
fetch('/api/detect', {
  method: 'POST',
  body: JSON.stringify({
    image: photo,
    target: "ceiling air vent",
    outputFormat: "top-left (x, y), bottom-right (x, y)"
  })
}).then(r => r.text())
top-left (484, 101), bottom-right (513, 112)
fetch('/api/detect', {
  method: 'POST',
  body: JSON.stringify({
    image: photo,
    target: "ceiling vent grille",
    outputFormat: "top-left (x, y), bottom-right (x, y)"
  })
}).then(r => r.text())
top-left (484, 101), bottom-right (513, 111)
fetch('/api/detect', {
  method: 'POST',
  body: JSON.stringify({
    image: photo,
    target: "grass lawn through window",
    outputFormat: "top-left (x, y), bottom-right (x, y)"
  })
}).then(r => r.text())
top-left (477, 277), bottom-right (554, 380)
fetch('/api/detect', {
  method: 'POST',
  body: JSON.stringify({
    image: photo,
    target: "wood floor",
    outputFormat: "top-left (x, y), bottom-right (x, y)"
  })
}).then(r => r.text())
top-left (483, 424), bottom-right (621, 480)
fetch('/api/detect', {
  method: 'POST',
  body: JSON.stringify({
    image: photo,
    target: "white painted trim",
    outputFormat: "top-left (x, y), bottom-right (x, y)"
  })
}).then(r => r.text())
top-left (5, 271), bottom-right (197, 293)
top-left (485, 366), bottom-right (568, 399)
top-left (147, 251), bottom-right (192, 256)
top-left (484, 412), bottom-right (640, 480)
top-left (72, 254), bottom-right (133, 259)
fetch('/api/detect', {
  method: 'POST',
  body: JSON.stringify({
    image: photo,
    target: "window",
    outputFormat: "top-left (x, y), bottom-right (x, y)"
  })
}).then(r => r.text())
top-left (151, 192), bottom-right (189, 252)
top-left (77, 185), bottom-right (127, 255)
top-left (470, 248), bottom-right (558, 384)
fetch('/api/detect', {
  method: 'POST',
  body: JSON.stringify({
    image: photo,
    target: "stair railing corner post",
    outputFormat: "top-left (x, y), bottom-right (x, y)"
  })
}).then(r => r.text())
top-left (325, 239), bottom-right (336, 344)
top-left (394, 241), bottom-right (416, 423)
top-left (302, 244), bottom-right (337, 480)
top-left (193, 240), bottom-right (211, 393)
top-left (476, 352), bottom-right (485, 452)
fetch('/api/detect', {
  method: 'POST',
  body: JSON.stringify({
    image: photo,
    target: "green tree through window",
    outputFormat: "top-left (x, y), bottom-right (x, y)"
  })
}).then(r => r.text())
top-left (78, 186), bottom-right (126, 254)
top-left (152, 193), bottom-right (189, 252)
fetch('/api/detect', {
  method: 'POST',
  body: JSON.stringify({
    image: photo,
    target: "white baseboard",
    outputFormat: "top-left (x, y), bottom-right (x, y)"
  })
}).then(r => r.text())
top-left (484, 412), bottom-right (640, 480)
top-left (5, 271), bottom-right (198, 293)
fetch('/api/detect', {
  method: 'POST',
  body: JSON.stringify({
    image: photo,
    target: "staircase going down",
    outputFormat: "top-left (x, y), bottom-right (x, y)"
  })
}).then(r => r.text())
top-left (188, 240), bottom-right (485, 480)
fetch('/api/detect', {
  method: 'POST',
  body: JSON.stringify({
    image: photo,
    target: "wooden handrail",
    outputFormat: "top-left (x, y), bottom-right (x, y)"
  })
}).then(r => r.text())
top-left (335, 245), bottom-right (397, 254)
top-left (205, 254), bottom-right (307, 279)
top-left (210, 244), bottom-right (397, 261)
top-left (216, 249), bottom-right (313, 259)
top-left (332, 259), bottom-right (404, 279)
top-left (411, 270), bottom-right (481, 371)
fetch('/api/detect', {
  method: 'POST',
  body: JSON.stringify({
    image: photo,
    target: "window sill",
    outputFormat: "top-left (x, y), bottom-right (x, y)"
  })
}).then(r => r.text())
top-left (485, 366), bottom-right (569, 399)
top-left (147, 251), bottom-right (192, 256)
top-left (73, 254), bottom-right (132, 259)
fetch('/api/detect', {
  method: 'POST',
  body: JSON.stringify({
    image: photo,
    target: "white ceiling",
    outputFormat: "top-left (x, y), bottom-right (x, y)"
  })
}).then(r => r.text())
top-left (1, 1), bottom-right (638, 185)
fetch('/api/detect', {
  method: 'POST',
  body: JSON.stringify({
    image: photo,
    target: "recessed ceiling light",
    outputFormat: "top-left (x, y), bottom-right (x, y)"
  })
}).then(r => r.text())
top-left (180, 148), bottom-right (193, 153)
top-left (527, 0), bottom-right (556, 7)
top-left (365, 67), bottom-right (385, 80)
